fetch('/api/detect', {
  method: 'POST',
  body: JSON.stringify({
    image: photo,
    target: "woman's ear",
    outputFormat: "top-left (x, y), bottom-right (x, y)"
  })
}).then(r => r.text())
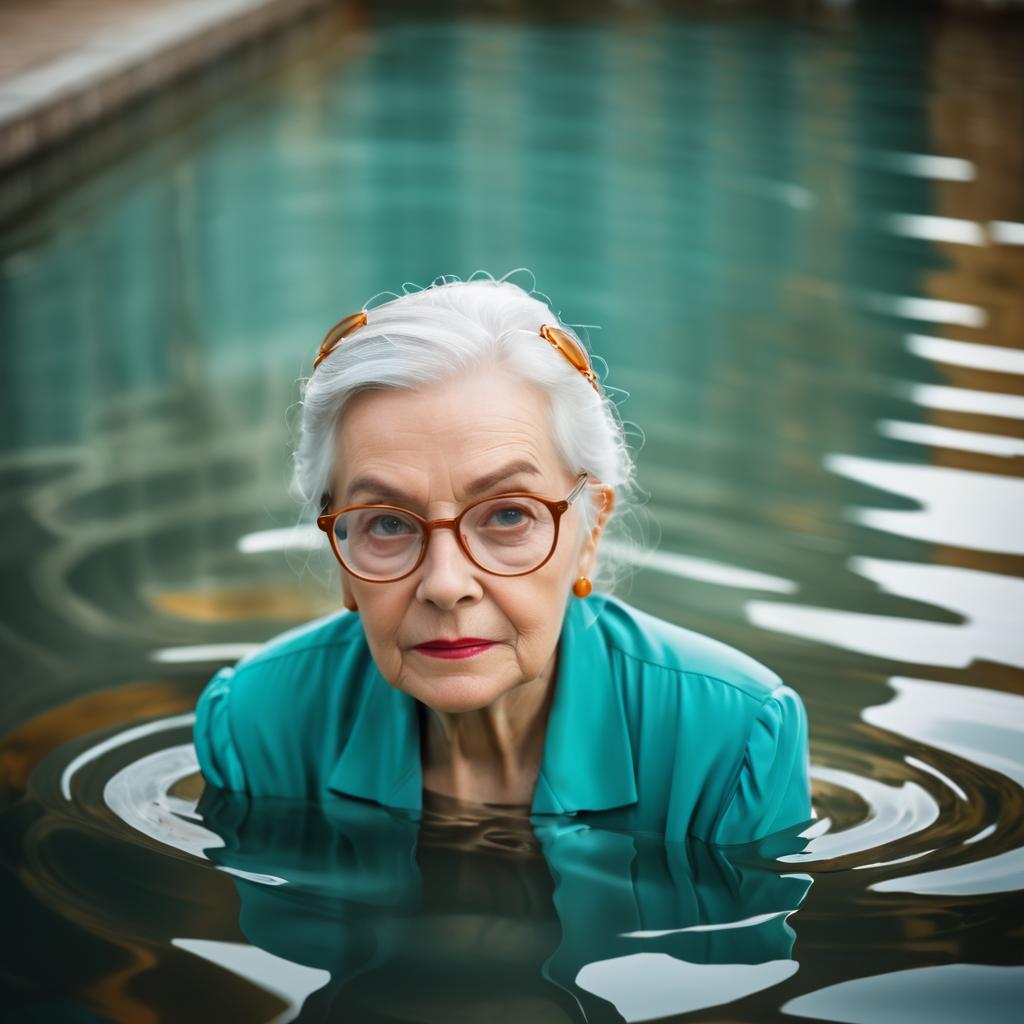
top-left (578, 486), bottom-right (615, 577)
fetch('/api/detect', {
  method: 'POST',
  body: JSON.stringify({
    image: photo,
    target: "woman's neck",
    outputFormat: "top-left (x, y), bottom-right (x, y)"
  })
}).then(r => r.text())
top-left (419, 652), bottom-right (558, 807)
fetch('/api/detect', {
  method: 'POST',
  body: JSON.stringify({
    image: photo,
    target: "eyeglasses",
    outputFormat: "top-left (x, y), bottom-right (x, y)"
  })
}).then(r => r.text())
top-left (316, 472), bottom-right (590, 583)
top-left (313, 310), bottom-right (600, 394)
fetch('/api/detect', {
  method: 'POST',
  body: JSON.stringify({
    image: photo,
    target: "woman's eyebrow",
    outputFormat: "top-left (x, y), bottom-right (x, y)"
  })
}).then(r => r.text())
top-left (346, 478), bottom-right (416, 505)
top-left (461, 459), bottom-right (544, 497)
top-left (345, 459), bottom-right (542, 505)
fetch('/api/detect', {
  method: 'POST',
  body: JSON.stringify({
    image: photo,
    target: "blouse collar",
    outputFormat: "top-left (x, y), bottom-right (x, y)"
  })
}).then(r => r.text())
top-left (326, 593), bottom-right (639, 816)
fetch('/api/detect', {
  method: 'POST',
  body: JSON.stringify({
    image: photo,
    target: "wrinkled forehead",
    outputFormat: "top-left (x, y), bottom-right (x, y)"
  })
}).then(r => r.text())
top-left (333, 371), bottom-right (571, 504)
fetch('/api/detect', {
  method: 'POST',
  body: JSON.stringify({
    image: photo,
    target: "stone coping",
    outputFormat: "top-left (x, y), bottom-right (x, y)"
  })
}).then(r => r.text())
top-left (0, 0), bottom-right (335, 172)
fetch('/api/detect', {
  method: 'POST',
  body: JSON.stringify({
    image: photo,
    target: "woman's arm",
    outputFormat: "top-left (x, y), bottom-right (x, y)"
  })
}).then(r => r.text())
top-left (194, 667), bottom-right (248, 792)
top-left (711, 685), bottom-right (813, 846)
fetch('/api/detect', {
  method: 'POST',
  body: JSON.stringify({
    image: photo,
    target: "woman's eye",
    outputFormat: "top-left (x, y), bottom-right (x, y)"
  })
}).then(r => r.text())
top-left (369, 515), bottom-right (413, 536)
top-left (488, 506), bottom-right (530, 528)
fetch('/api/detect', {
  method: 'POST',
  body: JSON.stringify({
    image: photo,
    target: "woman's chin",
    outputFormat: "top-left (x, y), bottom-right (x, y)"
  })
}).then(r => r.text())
top-left (409, 673), bottom-right (513, 714)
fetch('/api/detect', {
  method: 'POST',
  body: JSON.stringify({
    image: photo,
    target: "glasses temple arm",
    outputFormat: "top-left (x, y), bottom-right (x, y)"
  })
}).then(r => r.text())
top-left (566, 472), bottom-right (590, 505)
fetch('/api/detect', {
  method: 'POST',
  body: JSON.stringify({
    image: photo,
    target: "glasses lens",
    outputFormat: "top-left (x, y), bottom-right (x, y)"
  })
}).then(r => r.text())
top-left (461, 496), bottom-right (556, 574)
top-left (334, 507), bottom-right (423, 580)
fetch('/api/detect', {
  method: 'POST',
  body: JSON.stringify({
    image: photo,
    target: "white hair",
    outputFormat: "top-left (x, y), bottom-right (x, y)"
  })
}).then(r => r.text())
top-left (291, 271), bottom-right (649, 592)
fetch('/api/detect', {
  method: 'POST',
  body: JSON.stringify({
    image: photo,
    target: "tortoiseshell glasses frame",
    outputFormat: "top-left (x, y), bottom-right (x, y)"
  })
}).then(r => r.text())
top-left (316, 472), bottom-right (591, 583)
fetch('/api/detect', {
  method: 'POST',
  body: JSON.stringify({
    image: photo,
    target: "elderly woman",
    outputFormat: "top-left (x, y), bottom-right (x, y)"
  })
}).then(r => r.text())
top-left (194, 278), bottom-right (812, 845)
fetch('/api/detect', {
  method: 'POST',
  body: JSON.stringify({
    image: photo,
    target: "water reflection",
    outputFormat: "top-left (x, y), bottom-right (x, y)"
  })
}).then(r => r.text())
top-left (905, 333), bottom-right (1024, 375)
top-left (908, 383), bottom-right (1024, 420)
top-left (2, 708), bottom-right (813, 1023)
top-left (200, 790), bottom-right (811, 1022)
top-left (783, 964), bottom-right (1024, 1024)
top-left (170, 940), bottom-right (328, 1024)
top-left (876, 420), bottom-right (1024, 458)
top-left (785, 765), bottom-right (939, 865)
top-left (863, 677), bottom-right (1024, 897)
top-left (990, 221), bottom-right (1024, 246)
top-left (826, 454), bottom-right (1024, 555)
top-left (749, 556), bottom-right (1024, 669)
top-left (860, 291), bottom-right (987, 329)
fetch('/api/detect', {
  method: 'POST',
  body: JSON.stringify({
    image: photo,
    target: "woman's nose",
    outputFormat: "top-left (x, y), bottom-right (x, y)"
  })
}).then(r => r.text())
top-left (415, 525), bottom-right (483, 609)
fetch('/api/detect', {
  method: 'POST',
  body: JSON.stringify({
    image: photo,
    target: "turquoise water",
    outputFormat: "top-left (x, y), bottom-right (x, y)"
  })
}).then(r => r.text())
top-left (1, 3), bottom-right (1022, 1021)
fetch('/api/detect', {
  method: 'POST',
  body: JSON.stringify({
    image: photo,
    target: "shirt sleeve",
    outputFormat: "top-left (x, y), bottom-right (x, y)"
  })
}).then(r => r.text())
top-left (193, 666), bottom-right (248, 792)
top-left (712, 684), bottom-right (813, 846)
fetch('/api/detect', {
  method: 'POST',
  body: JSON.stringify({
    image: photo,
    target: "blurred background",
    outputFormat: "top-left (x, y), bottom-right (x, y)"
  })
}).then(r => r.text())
top-left (0, 1), bottom-right (1022, 1022)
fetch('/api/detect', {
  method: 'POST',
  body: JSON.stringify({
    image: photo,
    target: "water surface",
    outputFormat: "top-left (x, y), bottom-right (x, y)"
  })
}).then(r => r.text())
top-left (1, 2), bottom-right (1022, 1021)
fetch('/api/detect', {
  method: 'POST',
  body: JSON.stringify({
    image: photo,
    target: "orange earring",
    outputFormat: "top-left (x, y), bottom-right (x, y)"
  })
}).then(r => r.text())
top-left (344, 596), bottom-right (358, 612)
top-left (572, 577), bottom-right (592, 599)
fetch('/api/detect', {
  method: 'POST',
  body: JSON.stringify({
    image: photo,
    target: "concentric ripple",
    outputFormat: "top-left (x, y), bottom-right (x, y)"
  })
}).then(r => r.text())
top-left (23, 680), bottom-right (1024, 895)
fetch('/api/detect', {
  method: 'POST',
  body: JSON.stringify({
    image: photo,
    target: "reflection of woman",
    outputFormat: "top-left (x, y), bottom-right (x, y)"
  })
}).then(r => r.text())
top-left (197, 787), bottom-right (812, 1022)
top-left (194, 276), bottom-right (812, 844)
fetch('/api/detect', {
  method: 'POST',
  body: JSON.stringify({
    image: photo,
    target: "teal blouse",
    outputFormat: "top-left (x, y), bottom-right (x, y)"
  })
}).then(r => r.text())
top-left (193, 592), bottom-right (813, 845)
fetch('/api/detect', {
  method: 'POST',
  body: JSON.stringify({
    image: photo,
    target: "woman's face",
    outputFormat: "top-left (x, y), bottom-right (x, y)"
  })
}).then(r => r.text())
top-left (331, 366), bottom-right (611, 714)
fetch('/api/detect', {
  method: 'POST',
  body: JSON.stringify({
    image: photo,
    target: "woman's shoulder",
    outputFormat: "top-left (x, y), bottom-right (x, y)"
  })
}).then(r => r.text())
top-left (579, 595), bottom-right (812, 843)
top-left (197, 609), bottom-right (372, 738)
top-left (592, 593), bottom-right (785, 703)
top-left (193, 609), bottom-right (377, 797)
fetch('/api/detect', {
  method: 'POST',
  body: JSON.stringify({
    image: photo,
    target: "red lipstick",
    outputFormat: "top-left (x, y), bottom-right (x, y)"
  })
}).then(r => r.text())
top-left (413, 638), bottom-right (496, 660)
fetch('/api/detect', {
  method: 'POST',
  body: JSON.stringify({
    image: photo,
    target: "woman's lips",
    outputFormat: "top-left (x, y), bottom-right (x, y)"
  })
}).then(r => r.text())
top-left (413, 639), bottom-right (496, 660)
